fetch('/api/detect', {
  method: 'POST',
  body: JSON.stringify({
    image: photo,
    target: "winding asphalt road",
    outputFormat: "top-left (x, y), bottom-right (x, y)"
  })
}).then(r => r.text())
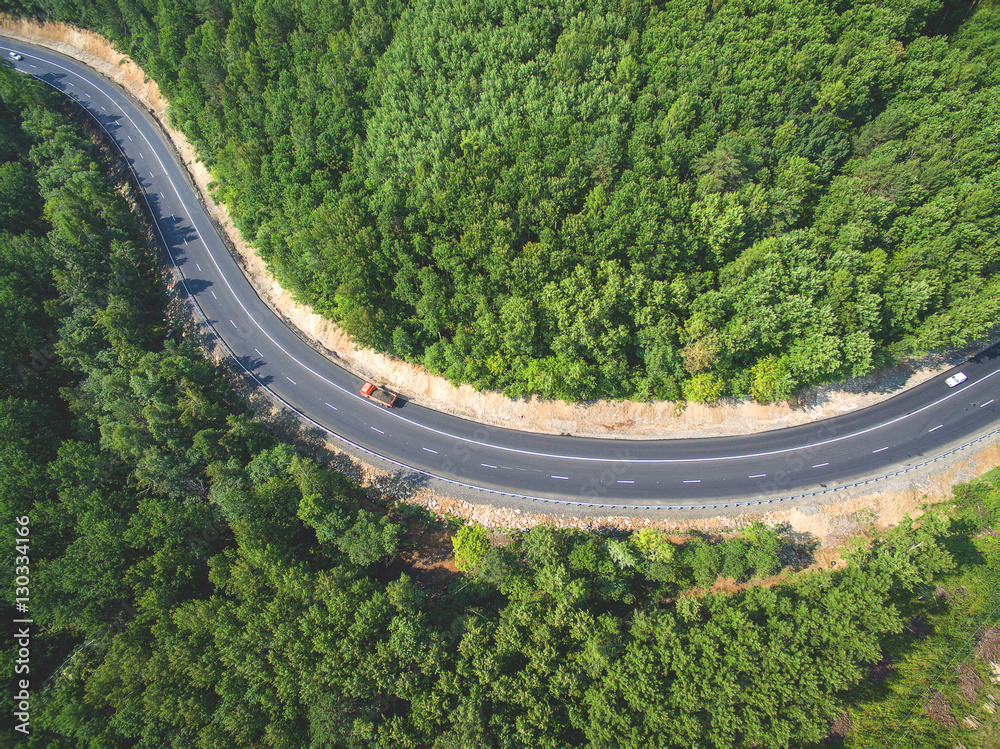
top-left (5, 37), bottom-right (1000, 512)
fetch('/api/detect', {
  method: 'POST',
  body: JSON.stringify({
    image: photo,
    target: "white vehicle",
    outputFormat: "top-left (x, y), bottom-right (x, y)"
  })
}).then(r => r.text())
top-left (946, 372), bottom-right (967, 387)
top-left (8, 51), bottom-right (23, 61)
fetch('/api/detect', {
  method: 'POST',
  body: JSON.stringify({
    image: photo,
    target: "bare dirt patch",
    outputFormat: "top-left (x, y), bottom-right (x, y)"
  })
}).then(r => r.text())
top-left (4, 15), bottom-right (998, 442)
top-left (825, 710), bottom-right (854, 742)
top-left (868, 653), bottom-right (894, 685)
top-left (924, 689), bottom-right (958, 727)
top-left (958, 664), bottom-right (985, 704)
top-left (976, 627), bottom-right (1000, 664)
top-left (905, 614), bottom-right (933, 640)
top-left (393, 520), bottom-right (461, 590)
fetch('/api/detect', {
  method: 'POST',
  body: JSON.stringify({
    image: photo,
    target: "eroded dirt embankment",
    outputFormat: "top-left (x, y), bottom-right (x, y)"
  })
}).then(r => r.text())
top-left (3, 15), bottom-right (997, 443)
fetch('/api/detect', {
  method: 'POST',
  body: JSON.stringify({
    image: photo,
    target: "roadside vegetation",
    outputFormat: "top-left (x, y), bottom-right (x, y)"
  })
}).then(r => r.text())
top-left (2, 65), bottom-right (999, 748)
top-left (4, 0), bottom-right (999, 403)
top-left (835, 472), bottom-right (1000, 749)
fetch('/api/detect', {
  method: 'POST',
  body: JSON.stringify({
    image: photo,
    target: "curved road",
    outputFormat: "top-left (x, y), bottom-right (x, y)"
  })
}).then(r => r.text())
top-left (5, 38), bottom-right (1000, 512)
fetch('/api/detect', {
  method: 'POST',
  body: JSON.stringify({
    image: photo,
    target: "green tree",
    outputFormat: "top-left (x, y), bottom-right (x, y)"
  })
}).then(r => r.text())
top-left (682, 371), bottom-right (726, 403)
top-left (749, 354), bottom-right (795, 403)
top-left (337, 510), bottom-right (400, 566)
top-left (452, 523), bottom-right (490, 572)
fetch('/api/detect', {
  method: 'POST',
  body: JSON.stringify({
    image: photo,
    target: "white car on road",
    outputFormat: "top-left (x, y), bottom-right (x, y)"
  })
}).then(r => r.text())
top-left (8, 51), bottom-right (24, 61)
top-left (946, 372), bottom-right (967, 387)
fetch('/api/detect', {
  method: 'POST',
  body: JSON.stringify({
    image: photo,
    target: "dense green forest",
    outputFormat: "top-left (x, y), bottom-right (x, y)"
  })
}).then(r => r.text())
top-left (3, 65), bottom-right (1000, 748)
top-left (3, 0), bottom-right (998, 402)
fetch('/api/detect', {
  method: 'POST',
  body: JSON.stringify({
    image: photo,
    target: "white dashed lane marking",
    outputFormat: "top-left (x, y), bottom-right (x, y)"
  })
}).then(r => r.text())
top-left (210, 290), bottom-right (217, 299)
top-left (617, 480), bottom-right (634, 484)
top-left (928, 424), bottom-right (943, 433)
top-left (749, 473), bottom-right (766, 478)
top-left (812, 463), bottom-right (829, 468)
top-left (286, 376), bottom-right (296, 385)
top-left (873, 446), bottom-right (889, 453)
top-left (422, 448), bottom-right (437, 454)
top-left (683, 479), bottom-right (701, 484)
top-left (324, 402), bottom-right (337, 410)
top-left (229, 320), bottom-right (237, 328)
top-left (551, 475), bottom-right (569, 480)
top-left (371, 427), bottom-right (384, 435)
top-left (254, 348), bottom-right (262, 357)
top-left (196, 263), bottom-right (202, 271)
top-left (481, 464), bottom-right (497, 469)
top-left (983, 399), bottom-right (995, 407)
